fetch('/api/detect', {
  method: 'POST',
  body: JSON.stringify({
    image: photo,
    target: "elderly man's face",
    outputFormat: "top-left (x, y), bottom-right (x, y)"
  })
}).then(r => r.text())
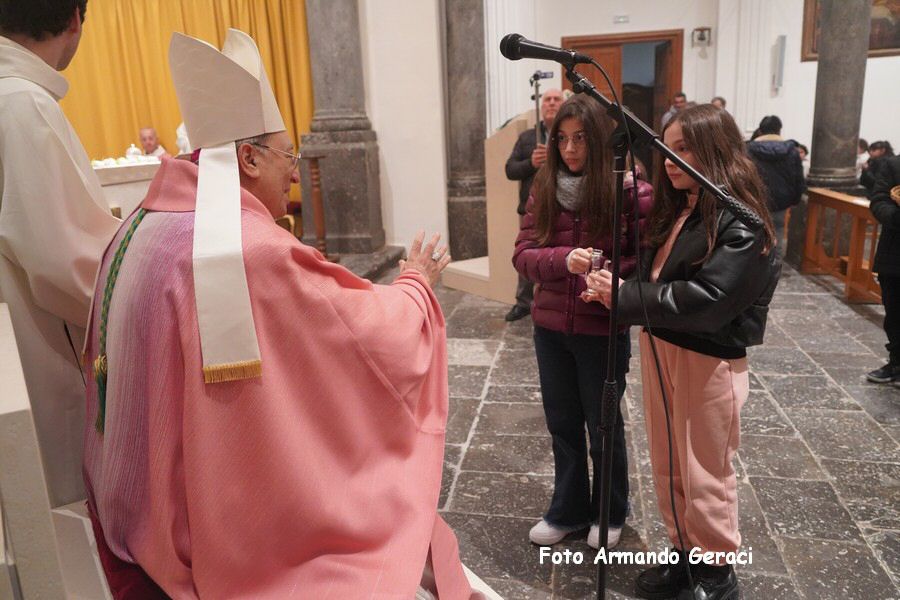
top-left (244, 131), bottom-right (301, 219)
top-left (140, 129), bottom-right (159, 154)
top-left (541, 89), bottom-right (564, 127)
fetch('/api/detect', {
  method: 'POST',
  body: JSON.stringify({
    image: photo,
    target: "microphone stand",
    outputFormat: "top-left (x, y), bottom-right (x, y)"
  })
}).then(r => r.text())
top-left (530, 72), bottom-right (543, 146)
top-left (561, 65), bottom-right (763, 600)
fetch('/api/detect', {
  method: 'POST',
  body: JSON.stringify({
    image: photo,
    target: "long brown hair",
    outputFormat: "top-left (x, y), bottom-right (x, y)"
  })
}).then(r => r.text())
top-left (649, 104), bottom-right (775, 261)
top-left (531, 95), bottom-right (616, 245)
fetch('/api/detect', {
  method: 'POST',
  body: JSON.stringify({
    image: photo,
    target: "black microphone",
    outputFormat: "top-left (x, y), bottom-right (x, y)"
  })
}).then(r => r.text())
top-left (500, 33), bottom-right (591, 67)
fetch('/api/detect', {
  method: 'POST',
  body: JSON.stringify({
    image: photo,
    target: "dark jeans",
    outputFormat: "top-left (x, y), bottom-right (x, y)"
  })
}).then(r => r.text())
top-left (533, 325), bottom-right (630, 528)
top-left (880, 274), bottom-right (900, 364)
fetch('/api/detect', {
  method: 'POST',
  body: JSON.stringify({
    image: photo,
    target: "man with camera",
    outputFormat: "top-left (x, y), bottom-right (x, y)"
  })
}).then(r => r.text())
top-left (504, 85), bottom-right (564, 322)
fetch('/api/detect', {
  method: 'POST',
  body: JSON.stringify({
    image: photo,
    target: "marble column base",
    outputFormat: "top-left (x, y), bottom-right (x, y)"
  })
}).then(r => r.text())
top-left (808, 167), bottom-right (865, 194)
top-left (338, 245), bottom-right (405, 280)
top-left (299, 129), bottom-right (385, 254)
top-left (448, 195), bottom-right (487, 259)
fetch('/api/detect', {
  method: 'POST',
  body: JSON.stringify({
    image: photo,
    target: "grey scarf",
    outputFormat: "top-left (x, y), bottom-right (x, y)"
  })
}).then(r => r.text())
top-left (556, 170), bottom-right (583, 212)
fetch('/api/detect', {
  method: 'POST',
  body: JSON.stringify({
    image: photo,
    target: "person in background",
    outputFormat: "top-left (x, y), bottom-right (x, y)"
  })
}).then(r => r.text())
top-left (796, 143), bottom-right (810, 177)
top-left (865, 155), bottom-right (900, 386)
top-left (746, 115), bottom-right (805, 251)
top-left (513, 95), bottom-right (653, 550)
top-left (862, 140), bottom-right (895, 192)
top-left (857, 138), bottom-right (870, 179)
top-left (504, 87), bottom-right (564, 322)
top-left (660, 91), bottom-right (688, 128)
top-left (710, 96), bottom-right (727, 111)
top-left (0, 0), bottom-right (120, 508)
top-left (139, 126), bottom-right (169, 158)
top-left (174, 121), bottom-right (191, 155)
top-left (586, 104), bottom-right (780, 600)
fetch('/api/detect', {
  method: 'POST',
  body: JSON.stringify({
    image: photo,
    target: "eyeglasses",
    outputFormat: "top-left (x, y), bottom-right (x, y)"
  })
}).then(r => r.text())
top-left (251, 143), bottom-right (302, 170)
top-left (554, 132), bottom-right (587, 148)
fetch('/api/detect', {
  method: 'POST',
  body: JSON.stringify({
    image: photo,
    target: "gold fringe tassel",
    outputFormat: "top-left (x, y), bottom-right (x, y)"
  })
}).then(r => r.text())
top-left (93, 354), bottom-right (109, 433)
top-left (202, 360), bottom-right (262, 384)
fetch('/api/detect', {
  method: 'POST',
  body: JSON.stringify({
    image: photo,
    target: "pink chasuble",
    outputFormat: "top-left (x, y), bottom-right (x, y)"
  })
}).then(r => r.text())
top-left (83, 158), bottom-right (473, 599)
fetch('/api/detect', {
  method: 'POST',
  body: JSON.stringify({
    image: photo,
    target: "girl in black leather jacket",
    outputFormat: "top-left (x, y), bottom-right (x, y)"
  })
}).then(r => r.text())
top-left (586, 104), bottom-right (780, 600)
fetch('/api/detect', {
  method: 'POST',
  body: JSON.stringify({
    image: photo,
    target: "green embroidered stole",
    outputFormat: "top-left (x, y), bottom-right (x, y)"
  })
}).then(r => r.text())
top-left (93, 208), bottom-right (147, 434)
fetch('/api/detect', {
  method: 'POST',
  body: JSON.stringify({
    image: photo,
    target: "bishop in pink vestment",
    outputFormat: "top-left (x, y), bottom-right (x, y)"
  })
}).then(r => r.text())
top-left (83, 157), bottom-right (473, 599)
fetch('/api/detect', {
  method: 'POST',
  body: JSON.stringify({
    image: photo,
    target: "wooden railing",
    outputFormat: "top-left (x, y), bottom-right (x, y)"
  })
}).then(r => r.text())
top-left (302, 155), bottom-right (329, 258)
top-left (802, 187), bottom-right (881, 303)
top-left (275, 154), bottom-right (332, 260)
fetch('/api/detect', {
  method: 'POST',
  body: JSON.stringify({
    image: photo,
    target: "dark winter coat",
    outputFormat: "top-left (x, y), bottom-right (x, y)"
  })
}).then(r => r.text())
top-left (505, 124), bottom-right (547, 215)
top-left (869, 156), bottom-right (900, 276)
top-left (747, 135), bottom-right (806, 212)
top-left (512, 179), bottom-right (654, 336)
top-left (617, 204), bottom-right (782, 358)
top-left (862, 156), bottom-right (893, 193)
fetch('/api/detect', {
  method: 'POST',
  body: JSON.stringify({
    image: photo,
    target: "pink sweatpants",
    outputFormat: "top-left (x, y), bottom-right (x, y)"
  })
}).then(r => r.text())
top-left (639, 331), bottom-right (748, 555)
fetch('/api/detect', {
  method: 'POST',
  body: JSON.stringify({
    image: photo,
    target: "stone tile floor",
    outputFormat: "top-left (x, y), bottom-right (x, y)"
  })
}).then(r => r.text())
top-left (405, 264), bottom-right (900, 599)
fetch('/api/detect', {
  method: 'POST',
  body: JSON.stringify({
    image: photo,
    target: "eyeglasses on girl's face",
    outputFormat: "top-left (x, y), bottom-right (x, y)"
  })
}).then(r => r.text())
top-left (554, 132), bottom-right (587, 149)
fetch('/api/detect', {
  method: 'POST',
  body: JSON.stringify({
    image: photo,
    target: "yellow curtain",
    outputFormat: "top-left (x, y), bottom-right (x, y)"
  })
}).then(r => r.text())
top-left (60, 0), bottom-right (314, 161)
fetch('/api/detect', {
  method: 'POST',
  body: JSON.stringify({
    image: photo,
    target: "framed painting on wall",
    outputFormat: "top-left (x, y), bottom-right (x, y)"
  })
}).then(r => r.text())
top-left (802, 0), bottom-right (900, 61)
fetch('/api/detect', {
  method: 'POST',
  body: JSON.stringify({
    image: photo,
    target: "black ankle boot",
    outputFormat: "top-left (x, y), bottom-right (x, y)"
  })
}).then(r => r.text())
top-left (676, 564), bottom-right (740, 600)
top-left (634, 549), bottom-right (691, 600)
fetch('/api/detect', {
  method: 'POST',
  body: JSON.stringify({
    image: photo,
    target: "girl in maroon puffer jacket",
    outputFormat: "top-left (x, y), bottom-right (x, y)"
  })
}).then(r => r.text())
top-left (512, 95), bottom-right (652, 550)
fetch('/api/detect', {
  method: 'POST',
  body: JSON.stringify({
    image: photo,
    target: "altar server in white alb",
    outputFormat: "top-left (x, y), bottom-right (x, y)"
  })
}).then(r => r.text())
top-left (0, 0), bottom-right (119, 507)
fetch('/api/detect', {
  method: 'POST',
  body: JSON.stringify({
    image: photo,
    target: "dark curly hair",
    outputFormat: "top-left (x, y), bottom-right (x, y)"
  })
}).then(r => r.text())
top-left (0, 0), bottom-right (87, 40)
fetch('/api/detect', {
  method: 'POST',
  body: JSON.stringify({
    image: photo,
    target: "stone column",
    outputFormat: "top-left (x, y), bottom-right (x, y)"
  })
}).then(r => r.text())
top-left (445, 0), bottom-right (488, 259)
top-left (786, 0), bottom-right (871, 267)
top-left (300, 0), bottom-right (385, 253)
top-left (807, 0), bottom-right (871, 190)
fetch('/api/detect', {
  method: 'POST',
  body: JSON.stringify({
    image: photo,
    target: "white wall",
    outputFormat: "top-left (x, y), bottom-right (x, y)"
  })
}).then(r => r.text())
top-left (715, 0), bottom-right (900, 149)
top-left (485, 0), bottom-right (540, 134)
top-left (486, 0), bottom-right (720, 131)
top-left (358, 0), bottom-right (449, 248)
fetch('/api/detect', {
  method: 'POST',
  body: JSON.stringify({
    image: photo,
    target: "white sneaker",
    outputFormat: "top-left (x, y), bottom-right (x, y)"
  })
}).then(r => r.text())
top-left (587, 524), bottom-right (622, 550)
top-left (528, 519), bottom-right (581, 546)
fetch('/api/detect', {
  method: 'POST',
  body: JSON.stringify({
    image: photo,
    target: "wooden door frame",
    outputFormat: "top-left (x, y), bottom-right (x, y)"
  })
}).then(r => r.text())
top-left (559, 29), bottom-right (684, 103)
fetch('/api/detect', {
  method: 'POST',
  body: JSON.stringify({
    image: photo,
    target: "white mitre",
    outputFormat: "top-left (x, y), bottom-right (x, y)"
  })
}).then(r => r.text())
top-left (168, 29), bottom-right (286, 384)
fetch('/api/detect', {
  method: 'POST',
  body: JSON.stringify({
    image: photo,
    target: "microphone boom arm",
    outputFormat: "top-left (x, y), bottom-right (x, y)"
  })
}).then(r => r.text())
top-left (564, 67), bottom-right (764, 230)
